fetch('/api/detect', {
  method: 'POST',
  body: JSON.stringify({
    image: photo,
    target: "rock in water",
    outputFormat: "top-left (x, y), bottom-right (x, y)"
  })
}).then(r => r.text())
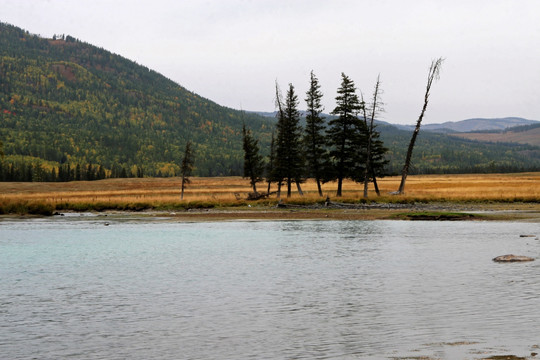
top-left (493, 254), bottom-right (534, 262)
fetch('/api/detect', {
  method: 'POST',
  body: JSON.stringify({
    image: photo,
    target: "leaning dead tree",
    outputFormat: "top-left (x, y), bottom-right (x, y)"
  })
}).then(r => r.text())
top-left (396, 57), bottom-right (444, 194)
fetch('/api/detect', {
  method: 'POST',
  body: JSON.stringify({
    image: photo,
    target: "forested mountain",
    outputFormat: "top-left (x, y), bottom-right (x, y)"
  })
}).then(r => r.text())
top-left (0, 22), bottom-right (273, 178)
top-left (1, 22), bottom-right (539, 182)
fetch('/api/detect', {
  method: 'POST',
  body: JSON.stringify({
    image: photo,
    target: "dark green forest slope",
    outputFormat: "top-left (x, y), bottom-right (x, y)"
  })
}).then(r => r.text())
top-left (0, 22), bottom-right (273, 178)
top-left (1, 22), bottom-right (539, 181)
top-left (379, 123), bottom-right (540, 174)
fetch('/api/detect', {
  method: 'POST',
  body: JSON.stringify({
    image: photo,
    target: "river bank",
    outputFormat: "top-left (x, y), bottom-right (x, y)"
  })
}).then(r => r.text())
top-left (160, 202), bottom-right (540, 222)
top-left (1, 174), bottom-right (539, 219)
top-left (27, 201), bottom-right (538, 223)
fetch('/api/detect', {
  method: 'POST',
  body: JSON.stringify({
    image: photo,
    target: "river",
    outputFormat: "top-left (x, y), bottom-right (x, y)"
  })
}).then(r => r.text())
top-left (1, 216), bottom-right (539, 359)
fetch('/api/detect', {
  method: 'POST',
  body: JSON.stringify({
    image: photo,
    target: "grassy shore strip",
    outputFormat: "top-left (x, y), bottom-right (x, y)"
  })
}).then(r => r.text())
top-left (0, 173), bottom-right (539, 218)
top-left (391, 211), bottom-right (484, 221)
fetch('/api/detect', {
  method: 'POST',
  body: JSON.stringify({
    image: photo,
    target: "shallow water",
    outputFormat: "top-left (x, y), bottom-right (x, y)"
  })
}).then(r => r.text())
top-left (1, 217), bottom-right (539, 359)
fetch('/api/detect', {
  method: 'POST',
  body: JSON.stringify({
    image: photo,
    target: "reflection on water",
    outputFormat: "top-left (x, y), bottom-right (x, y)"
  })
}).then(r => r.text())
top-left (1, 218), bottom-right (539, 359)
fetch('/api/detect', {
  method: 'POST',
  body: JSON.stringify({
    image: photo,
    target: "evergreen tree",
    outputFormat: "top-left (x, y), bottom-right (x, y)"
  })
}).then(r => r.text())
top-left (303, 70), bottom-right (328, 197)
top-left (328, 73), bottom-right (364, 196)
top-left (25, 164), bottom-right (33, 182)
top-left (242, 122), bottom-right (265, 193)
top-left (367, 131), bottom-right (389, 187)
top-left (180, 141), bottom-right (195, 200)
top-left (8, 163), bottom-right (15, 181)
top-left (273, 83), bottom-right (304, 197)
top-left (98, 165), bottom-right (106, 179)
top-left (75, 163), bottom-right (81, 181)
top-left (136, 166), bottom-right (144, 178)
top-left (266, 131), bottom-right (276, 194)
top-left (0, 142), bottom-right (3, 181)
top-left (86, 163), bottom-right (94, 181)
top-left (120, 167), bottom-right (128, 178)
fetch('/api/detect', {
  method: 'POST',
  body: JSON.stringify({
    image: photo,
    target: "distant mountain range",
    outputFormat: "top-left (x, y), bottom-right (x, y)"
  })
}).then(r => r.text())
top-left (254, 112), bottom-right (539, 134)
top-left (449, 122), bottom-right (540, 147)
top-left (394, 117), bottom-right (540, 133)
top-left (255, 111), bottom-right (540, 147)
top-left (1, 22), bottom-right (539, 179)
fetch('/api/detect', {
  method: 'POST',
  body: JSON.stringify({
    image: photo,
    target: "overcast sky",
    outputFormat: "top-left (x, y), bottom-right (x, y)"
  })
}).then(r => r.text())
top-left (2, 0), bottom-right (539, 124)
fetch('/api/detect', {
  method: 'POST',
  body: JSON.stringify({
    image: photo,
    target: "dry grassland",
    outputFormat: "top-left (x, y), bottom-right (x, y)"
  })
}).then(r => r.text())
top-left (0, 173), bottom-right (539, 215)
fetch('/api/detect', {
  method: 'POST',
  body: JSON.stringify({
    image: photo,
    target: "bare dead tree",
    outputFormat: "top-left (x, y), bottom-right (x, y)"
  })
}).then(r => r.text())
top-left (274, 81), bottom-right (285, 198)
top-left (397, 57), bottom-right (444, 194)
top-left (362, 74), bottom-right (384, 198)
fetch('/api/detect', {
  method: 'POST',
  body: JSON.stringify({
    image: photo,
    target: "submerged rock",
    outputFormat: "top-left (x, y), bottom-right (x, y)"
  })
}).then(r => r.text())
top-left (492, 254), bottom-right (535, 262)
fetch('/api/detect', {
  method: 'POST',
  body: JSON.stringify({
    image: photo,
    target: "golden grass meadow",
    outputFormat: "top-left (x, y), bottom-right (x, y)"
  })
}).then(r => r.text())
top-left (1, 172), bottom-right (539, 216)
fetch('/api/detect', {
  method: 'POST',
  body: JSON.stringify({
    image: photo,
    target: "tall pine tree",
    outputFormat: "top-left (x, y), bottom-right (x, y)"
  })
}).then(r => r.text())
top-left (328, 73), bottom-right (364, 196)
top-left (303, 70), bottom-right (329, 197)
top-left (242, 122), bottom-right (265, 193)
top-left (273, 83), bottom-right (304, 198)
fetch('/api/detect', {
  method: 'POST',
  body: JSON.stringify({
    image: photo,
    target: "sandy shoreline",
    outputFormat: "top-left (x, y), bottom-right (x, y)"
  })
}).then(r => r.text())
top-left (2, 201), bottom-right (539, 222)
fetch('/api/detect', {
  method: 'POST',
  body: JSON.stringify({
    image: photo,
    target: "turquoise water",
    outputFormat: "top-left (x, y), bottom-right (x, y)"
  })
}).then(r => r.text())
top-left (1, 216), bottom-right (539, 359)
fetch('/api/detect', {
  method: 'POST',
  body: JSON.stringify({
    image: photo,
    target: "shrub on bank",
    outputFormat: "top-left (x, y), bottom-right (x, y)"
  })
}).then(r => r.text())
top-left (0, 200), bottom-right (54, 216)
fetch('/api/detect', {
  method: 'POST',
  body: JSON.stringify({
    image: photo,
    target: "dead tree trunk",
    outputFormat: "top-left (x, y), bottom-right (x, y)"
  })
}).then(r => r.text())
top-left (287, 176), bottom-right (292, 198)
top-left (397, 58), bottom-right (444, 194)
top-left (371, 167), bottom-right (381, 196)
top-left (274, 81), bottom-right (285, 200)
top-left (363, 75), bottom-right (383, 198)
top-left (181, 177), bottom-right (187, 200)
top-left (295, 180), bottom-right (304, 196)
top-left (316, 179), bottom-right (323, 197)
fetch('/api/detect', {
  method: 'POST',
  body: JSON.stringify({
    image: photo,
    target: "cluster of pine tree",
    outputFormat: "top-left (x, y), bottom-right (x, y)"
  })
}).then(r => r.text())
top-left (243, 72), bottom-right (389, 198)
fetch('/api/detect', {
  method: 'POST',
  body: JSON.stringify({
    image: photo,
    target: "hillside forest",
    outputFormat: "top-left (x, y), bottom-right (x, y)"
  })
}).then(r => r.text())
top-left (1, 22), bottom-right (540, 183)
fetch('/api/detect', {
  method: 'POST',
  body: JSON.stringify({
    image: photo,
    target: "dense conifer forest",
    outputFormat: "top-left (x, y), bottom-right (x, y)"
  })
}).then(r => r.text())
top-left (1, 22), bottom-right (539, 182)
top-left (0, 22), bottom-right (273, 180)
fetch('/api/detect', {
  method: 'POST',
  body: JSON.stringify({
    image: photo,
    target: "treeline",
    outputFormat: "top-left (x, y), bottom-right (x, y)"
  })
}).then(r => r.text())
top-left (0, 159), bottom-right (145, 182)
top-left (243, 72), bottom-right (389, 197)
